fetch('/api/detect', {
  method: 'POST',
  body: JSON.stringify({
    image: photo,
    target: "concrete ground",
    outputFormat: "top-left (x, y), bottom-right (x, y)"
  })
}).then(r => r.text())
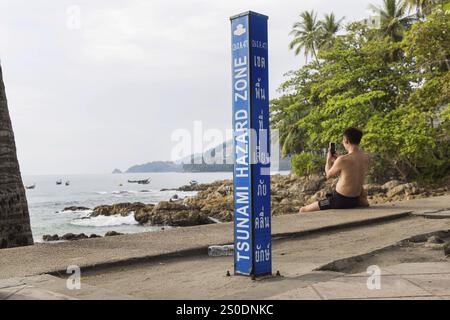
top-left (0, 195), bottom-right (449, 300)
top-left (270, 262), bottom-right (450, 300)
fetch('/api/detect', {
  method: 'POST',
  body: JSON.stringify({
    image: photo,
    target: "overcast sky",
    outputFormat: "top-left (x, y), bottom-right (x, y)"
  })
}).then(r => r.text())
top-left (0, 0), bottom-right (375, 175)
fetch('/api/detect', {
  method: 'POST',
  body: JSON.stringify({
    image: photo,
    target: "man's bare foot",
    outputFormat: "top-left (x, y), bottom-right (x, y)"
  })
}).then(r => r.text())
top-left (299, 202), bottom-right (320, 214)
top-left (299, 207), bottom-right (309, 214)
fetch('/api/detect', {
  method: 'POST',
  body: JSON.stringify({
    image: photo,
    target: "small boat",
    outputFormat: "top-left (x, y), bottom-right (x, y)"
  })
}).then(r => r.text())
top-left (189, 180), bottom-right (199, 186)
top-left (65, 181), bottom-right (70, 186)
top-left (127, 178), bottom-right (150, 185)
top-left (25, 183), bottom-right (36, 190)
top-left (56, 180), bottom-right (62, 185)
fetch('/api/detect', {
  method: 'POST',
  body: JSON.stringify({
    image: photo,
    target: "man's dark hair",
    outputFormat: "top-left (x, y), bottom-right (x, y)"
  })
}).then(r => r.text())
top-left (343, 127), bottom-right (363, 145)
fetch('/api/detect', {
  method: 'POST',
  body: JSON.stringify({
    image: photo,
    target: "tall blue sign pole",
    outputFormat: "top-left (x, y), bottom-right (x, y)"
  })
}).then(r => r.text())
top-left (231, 11), bottom-right (271, 277)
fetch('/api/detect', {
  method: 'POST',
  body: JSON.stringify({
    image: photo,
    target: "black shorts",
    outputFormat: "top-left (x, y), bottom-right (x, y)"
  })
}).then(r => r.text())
top-left (318, 190), bottom-right (359, 210)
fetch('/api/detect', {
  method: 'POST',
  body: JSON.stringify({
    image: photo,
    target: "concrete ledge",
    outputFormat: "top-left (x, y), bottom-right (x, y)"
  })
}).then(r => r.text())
top-left (413, 209), bottom-right (450, 219)
top-left (315, 228), bottom-right (450, 273)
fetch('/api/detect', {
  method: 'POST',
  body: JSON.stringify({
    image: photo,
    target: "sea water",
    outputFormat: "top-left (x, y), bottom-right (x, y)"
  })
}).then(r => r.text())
top-left (23, 172), bottom-right (232, 242)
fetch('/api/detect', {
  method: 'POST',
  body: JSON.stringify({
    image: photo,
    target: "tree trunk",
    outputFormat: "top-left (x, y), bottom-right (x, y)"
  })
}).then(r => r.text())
top-left (0, 63), bottom-right (33, 248)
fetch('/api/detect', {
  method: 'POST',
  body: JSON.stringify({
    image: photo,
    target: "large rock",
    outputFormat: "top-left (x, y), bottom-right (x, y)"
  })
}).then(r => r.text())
top-left (386, 182), bottom-right (419, 198)
top-left (149, 202), bottom-right (212, 227)
top-left (382, 180), bottom-right (402, 190)
top-left (61, 233), bottom-right (89, 241)
top-left (302, 174), bottom-right (325, 192)
top-left (134, 205), bottom-right (155, 224)
top-left (62, 206), bottom-right (91, 212)
top-left (105, 231), bottom-right (123, 237)
top-left (363, 184), bottom-right (385, 196)
top-left (42, 232), bottom-right (118, 241)
top-left (308, 190), bottom-right (327, 203)
top-left (91, 202), bottom-right (147, 217)
top-left (42, 234), bottom-right (60, 241)
top-left (176, 183), bottom-right (211, 192)
top-left (128, 200), bottom-right (215, 227)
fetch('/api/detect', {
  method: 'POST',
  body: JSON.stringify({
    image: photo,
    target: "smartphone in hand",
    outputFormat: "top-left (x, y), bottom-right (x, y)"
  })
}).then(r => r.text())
top-left (329, 142), bottom-right (336, 156)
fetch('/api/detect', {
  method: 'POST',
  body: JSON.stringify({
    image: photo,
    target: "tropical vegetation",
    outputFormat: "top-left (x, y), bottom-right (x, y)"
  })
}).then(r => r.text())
top-left (272, 0), bottom-right (450, 183)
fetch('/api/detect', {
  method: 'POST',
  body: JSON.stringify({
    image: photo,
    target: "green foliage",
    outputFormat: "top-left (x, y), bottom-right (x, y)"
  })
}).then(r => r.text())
top-left (402, 9), bottom-right (450, 71)
top-left (272, 6), bottom-right (450, 181)
top-left (291, 153), bottom-right (326, 176)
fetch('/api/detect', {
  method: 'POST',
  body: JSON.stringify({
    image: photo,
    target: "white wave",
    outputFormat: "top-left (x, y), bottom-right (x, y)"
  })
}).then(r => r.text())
top-left (70, 214), bottom-right (138, 227)
top-left (95, 191), bottom-right (108, 195)
top-left (74, 210), bottom-right (93, 219)
top-left (111, 190), bottom-right (138, 195)
top-left (61, 209), bottom-right (93, 216)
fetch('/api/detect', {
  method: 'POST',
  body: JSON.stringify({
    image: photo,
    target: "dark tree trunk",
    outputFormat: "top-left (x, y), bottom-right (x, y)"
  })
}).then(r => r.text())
top-left (0, 63), bottom-right (34, 248)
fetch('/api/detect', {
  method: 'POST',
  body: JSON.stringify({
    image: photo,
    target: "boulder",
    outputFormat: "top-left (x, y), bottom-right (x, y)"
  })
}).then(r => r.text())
top-left (134, 205), bottom-right (155, 224)
top-left (308, 190), bottom-right (327, 203)
top-left (43, 233), bottom-right (107, 241)
top-left (149, 209), bottom-right (212, 227)
top-left (301, 175), bottom-right (325, 192)
top-left (91, 202), bottom-right (147, 217)
top-left (154, 201), bottom-right (187, 211)
top-left (363, 184), bottom-right (385, 196)
top-left (177, 183), bottom-right (211, 192)
top-left (382, 180), bottom-right (402, 190)
top-left (42, 234), bottom-right (60, 242)
top-left (105, 231), bottom-right (123, 237)
top-left (61, 233), bottom-right (88, 241)
top-left (386, 182), bottom-right (419, 198)
top-left (62, 206), bottom-right (91, 212)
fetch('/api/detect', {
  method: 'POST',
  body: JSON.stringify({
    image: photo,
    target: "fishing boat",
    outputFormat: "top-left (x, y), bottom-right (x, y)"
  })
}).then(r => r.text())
top-left (127, 178), bottom-right (150, 185)
top-left (65, 181), bottom-right (70, 186)
top-left (56, 180), bottom-right (62, 185)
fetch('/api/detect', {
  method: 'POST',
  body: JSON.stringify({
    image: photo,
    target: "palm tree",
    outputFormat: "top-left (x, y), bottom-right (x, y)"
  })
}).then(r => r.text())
top-left (0, 63), bottom-right (33, 248)
top-left (289, 10), bottom-right (321, 64)
top-left (319, 13), bottom-right (345, 49)
top-left (404, 0), bottom-right (441, 17)
top-left (369, 0), bottom-right (411, 41)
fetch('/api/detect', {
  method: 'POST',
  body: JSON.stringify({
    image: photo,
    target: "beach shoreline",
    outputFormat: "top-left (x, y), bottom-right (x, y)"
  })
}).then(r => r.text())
top-left (35, 173), bottom-right (450, 243)
top-left (1, 195), bottom-right (450, 299)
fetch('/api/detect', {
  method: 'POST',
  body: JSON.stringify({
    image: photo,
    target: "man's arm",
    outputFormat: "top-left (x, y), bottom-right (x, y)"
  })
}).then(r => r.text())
top-left (325, 154), bottom-right (342, 180)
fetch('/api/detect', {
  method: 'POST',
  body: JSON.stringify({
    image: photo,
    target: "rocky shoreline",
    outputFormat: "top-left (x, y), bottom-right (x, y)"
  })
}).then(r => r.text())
top-left (42, 231), bottom-right (124, 242)
top-left (43, 174), bottom-right (449, 242)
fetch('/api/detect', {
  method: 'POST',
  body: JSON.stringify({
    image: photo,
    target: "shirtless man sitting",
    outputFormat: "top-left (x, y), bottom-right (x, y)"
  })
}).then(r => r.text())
top-left (299, 127), bottom-right (370, 213)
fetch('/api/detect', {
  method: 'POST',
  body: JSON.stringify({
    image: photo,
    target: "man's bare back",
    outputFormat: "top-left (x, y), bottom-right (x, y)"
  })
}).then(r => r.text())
top-left (299, 127), bottom-right (369, 213)
top-left (334, 151), bottom-right (369, 197)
